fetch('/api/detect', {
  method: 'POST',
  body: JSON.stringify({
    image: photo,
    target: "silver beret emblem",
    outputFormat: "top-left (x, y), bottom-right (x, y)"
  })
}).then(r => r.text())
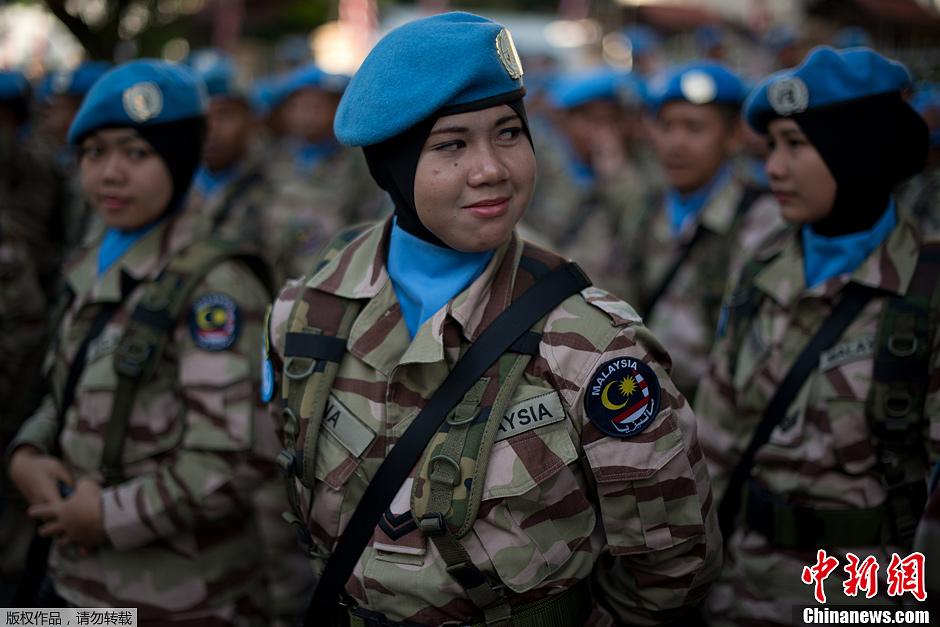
top-left (53, 72), bottom-right (72, 95)
top-left (680, 70), bottom-right (717, 105)
top-left (767, 76), bottom-right (809, 116)
top-left (122, 81), bottom-right (163, 122)
top-left (496, 28), bottom-right (523, 80)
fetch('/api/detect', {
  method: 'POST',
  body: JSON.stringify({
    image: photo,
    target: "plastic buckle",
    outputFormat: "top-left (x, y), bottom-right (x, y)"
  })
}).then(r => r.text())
top-left (276, 450), bottom-right (296, 477)
top-left (115, 337), bottom-right (153, 379)
top-left (419, 512), bottom-right (447, 538)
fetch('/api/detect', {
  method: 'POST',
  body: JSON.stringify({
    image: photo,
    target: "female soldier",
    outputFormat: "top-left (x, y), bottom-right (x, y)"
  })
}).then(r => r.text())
top-left (693, 46), bottom-right (937, 624)
top-left (266, 11), bottom-right (720, 627)
top-left (7, 60), bottom-right (281, 624)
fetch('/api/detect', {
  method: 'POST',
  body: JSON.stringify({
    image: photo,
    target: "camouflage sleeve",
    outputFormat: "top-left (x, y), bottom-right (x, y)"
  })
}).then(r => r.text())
top-left (731, 193), bottom-right (787, 280)
top-left (689, 279), bottom-right (743, 505)
top-left (927, 292), bottom-right (940, 467)
top-left (100, 260), bottom-right (279, 550)
top-left (551, 291), bottom-right (722, 623)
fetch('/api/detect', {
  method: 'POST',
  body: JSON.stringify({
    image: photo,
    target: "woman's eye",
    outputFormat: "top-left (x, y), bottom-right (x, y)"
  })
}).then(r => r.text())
top-left (128, 147), bottom-right (150, 160)
top-left (435, 140), bottom-right (465, 152)
top-left (81, 146), bottom-right (102, 159)
top-left (497, 127), bottom-right (522, 141)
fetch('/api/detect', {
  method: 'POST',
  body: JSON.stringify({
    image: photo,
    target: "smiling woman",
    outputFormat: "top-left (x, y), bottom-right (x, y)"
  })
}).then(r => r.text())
top-left (264, 10), bottom-right (722, 627)
top-left (6, 59), bottom-right (288, 624)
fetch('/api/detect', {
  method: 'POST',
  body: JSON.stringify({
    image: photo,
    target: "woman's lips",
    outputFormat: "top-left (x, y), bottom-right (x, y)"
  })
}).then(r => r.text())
top-left (464, 197), bottom-right (509, 217)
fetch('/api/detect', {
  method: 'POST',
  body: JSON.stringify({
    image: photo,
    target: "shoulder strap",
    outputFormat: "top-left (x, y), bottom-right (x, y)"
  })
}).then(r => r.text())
top-left (304, 260), bottom-right (592, 626)
top-left (101, 239), bottom-right (273, 486)
top-left (646, 185), bottom-right (766, 319)
top-left (717, 282), bottom-right (877, 541)
top-left (865, 240), bottom-right (940, 543)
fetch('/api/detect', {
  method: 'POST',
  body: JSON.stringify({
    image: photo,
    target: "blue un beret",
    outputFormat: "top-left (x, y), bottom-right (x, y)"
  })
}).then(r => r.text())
top-left (646, 60), bottom-right (746, 113)
top-left (185, 48), bottom-right (245, 100)
top-left (744, 46), bottom-right (912, 134)
top-left (0, 71), bottom-right (30, 101)
top-left (548, 66), bottom-right (645, 110)
top-left (334, 11), bottom-right (525, 147)
top-left (272, 63), bottom-right (350, 110)
top-left (68, 59), bottom-right (208, 146)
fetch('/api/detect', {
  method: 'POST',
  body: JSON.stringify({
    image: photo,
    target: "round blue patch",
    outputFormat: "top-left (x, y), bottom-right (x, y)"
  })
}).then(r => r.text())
top-left (260, 341), bottom-right (275, 403)
top-left (190, 293), bottom-right (241, 351)
top-left (584, 357), bottom-right (662, 437)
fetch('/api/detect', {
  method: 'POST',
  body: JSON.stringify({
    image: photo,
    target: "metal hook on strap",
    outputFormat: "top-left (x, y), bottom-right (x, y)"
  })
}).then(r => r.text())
top-left (284, 356), bottom-right (317, 380)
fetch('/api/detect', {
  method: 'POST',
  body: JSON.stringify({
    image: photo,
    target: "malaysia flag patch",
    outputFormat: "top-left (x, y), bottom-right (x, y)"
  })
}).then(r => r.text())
top-left (584, 357), bottom-right (662, 437)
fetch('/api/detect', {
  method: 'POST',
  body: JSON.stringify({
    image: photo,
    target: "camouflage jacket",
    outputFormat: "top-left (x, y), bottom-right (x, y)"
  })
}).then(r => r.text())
top-left (267, 218), bottom-right (721, 626)
top-left (896, 165), bottom-right (940, 239)
top-left (619, 172), bottom-right (785, 400)
top-left (262, 142), bottom-right (390, 283)
top-left (693, 208), bottom-right (940, 625)
top-left (9, 201), bottom-right (281, 619)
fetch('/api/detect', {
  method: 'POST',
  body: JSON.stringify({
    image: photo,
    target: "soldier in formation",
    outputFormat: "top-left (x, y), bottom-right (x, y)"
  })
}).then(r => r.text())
top-left (265, 12), bottom-right (721, 627)
top-left (6, 60), bottom-right (285, 624)
top-left (693, 46), bottom-right (938, 624)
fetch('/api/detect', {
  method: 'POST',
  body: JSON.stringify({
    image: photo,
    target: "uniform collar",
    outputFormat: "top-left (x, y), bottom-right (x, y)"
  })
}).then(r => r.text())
top-left (754, 205), bottom-right (922, 306)
top-left (310, 216), bottom-right (520, 375)
top-left (62, 200), bottom-right (202, 305)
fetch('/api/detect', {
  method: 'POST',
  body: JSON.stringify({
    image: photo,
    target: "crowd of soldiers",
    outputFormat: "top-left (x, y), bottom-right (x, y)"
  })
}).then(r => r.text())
top-left (0, 12), bottom-right (939, 627)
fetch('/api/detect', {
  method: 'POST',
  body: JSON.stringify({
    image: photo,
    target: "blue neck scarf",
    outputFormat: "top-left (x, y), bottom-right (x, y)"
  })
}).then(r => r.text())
top-left (97, 219), bottom-right (162, 277)
top-left (294, 139), bottom-right (338, 177)
top-left (387, 219), bottom-right (493, 339)
top-left (802, 199), bottom-right (897, 289)
top-left (663, 162), bottom-right (733, 236)
top-left (192, 163), bottom-right (241, 199)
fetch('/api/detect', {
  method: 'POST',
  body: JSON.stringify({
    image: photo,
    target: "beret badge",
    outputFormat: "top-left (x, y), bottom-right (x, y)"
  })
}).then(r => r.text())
top-left (122, 81), bottom-right (163, 122)
top-left (53, 72), bottom-right (72, 94)
top-left (496, 28), bottom-right (523, 80)
top-left (680, 70), bottom-right (718, 104)
top-left (768, 76), bottom-right (809, 117)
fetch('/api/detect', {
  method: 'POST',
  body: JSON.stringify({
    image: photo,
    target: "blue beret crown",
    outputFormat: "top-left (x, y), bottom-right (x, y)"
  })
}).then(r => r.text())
top-left (0, 71), bottom-right (30, 101)
top-left (185, 48), bottom-right (244, 99)
top-left (273, 62), bottom-right (350, 109)
top-left (646, 60), bottom-right (746, 112)
top-left (744, 46), bottom-right (912, 134)
top-left (334, 11), bottom-right (525, 147)
top-left (68, 59), bottom-right (208, 145)
top-left (548, 67), bottom-right (645, 110)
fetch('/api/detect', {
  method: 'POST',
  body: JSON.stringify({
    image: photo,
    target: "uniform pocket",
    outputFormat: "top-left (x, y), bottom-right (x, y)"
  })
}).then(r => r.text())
top-left (825, 397), bottom-right (878, 475)
top-left (475, 421), bottom-right (595, 593)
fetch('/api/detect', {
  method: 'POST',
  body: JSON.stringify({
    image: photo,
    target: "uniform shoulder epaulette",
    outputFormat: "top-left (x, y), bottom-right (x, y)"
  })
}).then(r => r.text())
top-left (581, 286), bottom-right (642, 327)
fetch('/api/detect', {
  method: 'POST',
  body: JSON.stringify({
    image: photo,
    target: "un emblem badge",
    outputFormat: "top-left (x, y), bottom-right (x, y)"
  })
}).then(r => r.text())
top-left (496, 28), bottom-right (523, 80)
top-left (122, 81), bottom-right (163, 122)
top-left (768, 76), bottom-right (809, 117)
top-left (680, 70), bottom-right (718, 105)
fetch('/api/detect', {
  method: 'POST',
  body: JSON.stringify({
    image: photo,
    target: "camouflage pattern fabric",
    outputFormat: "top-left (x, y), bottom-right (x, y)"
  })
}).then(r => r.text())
top-left (896, 166), bottom-right (940, 238)
top-left (618, 172), bottom-right (786, 400)
top-left (0, 211), bottom-right (47, 587)
top-left (693, 208), bottom-right (940, 625)
top-left (267, 218), bottom-right (721, 626)
top-left (261, 142), bottom-right (390, 283)
top-left (0, 127), bottom-right (65, 298)
top-left (8, 201), bottom-right (281, 623)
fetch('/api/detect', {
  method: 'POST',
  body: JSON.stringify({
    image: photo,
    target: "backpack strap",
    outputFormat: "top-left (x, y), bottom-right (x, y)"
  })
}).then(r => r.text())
top-left (101, 239), bottom-right (274, 487)
top-left (738, 240), bottom-right (940, 549)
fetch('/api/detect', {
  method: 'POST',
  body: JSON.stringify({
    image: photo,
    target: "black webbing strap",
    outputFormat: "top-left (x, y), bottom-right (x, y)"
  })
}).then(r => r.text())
top-left (303, 261), bottom-right (592, 626)
top-left (717, 282), bottom-right (877, 541)
top-left (13, 279), bottom-right (134, 607)
top-left (646, 187), bottom-right (765, 319)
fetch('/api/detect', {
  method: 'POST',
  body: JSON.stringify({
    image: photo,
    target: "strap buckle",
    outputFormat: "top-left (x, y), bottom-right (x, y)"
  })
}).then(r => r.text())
top-left (419, 512), bottom-right (447, 538)
top-left (115, 337), bottom-right (153, 379)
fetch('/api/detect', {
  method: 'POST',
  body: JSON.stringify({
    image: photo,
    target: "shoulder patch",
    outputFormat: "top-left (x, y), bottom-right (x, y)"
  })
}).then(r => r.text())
top-left (581, 287), bottom-right (642, 326)
top-left (585, 357), bottom-right (662, 437)
top-left (190, 293), bottom-right (241, 351)
top-left (260, 304), bottom-right (275, 402)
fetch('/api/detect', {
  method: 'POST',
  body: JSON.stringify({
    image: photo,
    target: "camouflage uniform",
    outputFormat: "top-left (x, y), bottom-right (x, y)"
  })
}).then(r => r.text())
top-left (261, 142), bottom-right (389, 283)
top-left (895, 166), bottom-right (940, 238)
top-left (693, 208), bottom-right (940, 625)
top-left (8, 202), bottom-right (281, 623)
top-left (267, 219), bottom-right (722, 626)
top-left (0, 212), bottom-right (48, 593)
top-left (618, 171), bottom-right (785, 400)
